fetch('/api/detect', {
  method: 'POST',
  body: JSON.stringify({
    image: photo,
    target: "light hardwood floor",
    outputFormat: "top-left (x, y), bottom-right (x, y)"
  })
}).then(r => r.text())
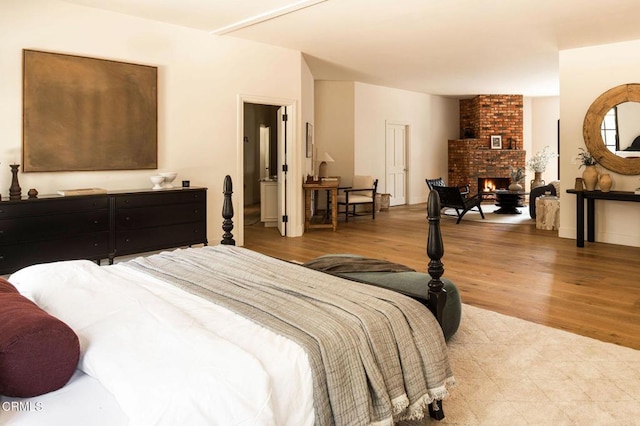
top-left (243, 203), bottom-right (640, 350)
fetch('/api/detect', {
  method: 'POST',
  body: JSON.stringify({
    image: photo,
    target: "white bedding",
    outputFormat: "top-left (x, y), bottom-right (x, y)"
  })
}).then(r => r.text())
top-left (6, 258), bottom-right (315, 426)
top-left (1, 370), bottom-right (127, 426)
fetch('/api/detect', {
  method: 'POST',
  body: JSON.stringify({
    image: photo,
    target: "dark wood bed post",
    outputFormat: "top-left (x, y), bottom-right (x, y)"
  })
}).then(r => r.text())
top-left (426, 189), bottom-right (447, 421)
top-left (426, 189), bottom-right (447, 325)
top-left (221, 175), bottom-right (236, 246)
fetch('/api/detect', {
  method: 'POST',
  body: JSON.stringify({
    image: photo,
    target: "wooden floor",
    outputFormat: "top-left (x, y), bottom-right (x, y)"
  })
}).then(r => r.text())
top-left (243, 204), bottom-right (640, 350)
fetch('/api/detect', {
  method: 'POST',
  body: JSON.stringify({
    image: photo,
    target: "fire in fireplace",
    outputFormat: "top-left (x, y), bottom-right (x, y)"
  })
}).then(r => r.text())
top-left (478, 177), bottom-right (510, 194)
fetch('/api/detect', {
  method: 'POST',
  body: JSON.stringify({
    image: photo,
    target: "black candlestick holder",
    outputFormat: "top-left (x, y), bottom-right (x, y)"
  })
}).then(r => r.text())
top-left (9, 164), bottom-right (22, 200)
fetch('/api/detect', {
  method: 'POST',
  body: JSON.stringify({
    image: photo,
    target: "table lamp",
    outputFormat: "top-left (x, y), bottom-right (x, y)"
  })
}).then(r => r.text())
top-left (318, 152), bottom-right (334, 178)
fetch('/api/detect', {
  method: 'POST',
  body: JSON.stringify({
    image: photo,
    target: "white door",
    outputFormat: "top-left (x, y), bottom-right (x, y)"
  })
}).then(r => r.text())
top-left (385, 122), bottom-right (407, 206)
top-left (277, 107), bottom-right (290, 236)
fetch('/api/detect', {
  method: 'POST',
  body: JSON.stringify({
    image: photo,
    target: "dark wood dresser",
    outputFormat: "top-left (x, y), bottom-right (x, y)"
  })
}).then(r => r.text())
top-left (0, 187), bottom-right (207, 275)
top-left (111, 188), bottom-right (207, 262)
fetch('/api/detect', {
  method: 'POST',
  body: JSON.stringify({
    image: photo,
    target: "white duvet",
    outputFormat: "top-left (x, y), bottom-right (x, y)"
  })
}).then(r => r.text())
top-left (9, 258), bottom-right (315, 426)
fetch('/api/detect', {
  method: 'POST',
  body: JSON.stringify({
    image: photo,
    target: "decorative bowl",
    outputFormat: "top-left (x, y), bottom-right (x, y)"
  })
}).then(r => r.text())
top-left (159, 171), bottom-right (177, 188)
top-left (150, 175), bottom-right (165, 190)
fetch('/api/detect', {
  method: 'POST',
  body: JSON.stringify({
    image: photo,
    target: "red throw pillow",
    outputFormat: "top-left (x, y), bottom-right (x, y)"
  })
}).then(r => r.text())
top-left (0, 277), bottom-right (19, 294)
top-left (0, 289), bottom-right (80, 397)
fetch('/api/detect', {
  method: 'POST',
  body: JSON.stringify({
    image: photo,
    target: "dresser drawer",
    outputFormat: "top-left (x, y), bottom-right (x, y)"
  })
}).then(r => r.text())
top-left (114, 222), bottom-right (206, 255)
top-left (115, 202), bottom-right (205, 230)
top-left (0, 232), bottom-right (109, 275)
top-left (0, 210), bottom-right (108, 244)
top-left (0, 196), bottom-right (108, 219)
top-left (114, 189), bottom-right (206, 209)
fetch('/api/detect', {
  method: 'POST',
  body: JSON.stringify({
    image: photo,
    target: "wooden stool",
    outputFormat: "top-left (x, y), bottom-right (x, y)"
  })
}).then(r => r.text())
top-left (535, 196), bottom-right (560, 230)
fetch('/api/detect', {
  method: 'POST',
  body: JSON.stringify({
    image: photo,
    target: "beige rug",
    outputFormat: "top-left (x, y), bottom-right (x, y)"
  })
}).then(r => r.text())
top-left (404, 304), bottom-right (640, 425)
top-left (442, 204), bottom-right (535, 225)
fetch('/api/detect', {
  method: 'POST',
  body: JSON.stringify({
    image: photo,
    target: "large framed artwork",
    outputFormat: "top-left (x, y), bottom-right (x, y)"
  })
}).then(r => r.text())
top-left (22, 50), bottom-right (158, 172)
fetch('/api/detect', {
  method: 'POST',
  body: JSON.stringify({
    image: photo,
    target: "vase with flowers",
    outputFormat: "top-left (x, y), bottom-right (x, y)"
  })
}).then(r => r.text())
top-left (509, 166), bottom-right (525, 191)
top-left (577, 148), bottom-right (598, 190)
top-left (527, 145), bottom-right (558, 189)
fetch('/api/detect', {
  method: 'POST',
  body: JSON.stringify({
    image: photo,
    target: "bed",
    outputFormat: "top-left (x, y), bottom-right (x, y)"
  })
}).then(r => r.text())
top-left (0, 176), bottom-right (454, 426)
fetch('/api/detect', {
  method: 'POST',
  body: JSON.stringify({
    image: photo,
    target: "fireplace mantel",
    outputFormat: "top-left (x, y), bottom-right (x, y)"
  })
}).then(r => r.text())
top-left (448, 138), bottom-right (526, 195)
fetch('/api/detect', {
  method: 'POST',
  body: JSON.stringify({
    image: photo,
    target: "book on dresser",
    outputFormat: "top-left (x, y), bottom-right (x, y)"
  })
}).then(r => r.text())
top-left (57, 188), bottom-right (108, 196)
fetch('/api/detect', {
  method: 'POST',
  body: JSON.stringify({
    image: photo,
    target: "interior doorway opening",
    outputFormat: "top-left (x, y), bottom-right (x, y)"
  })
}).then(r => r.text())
top-left (239, 98), bottom-right (294, 245)
top-left (243, 103), bottom-right (280, 233)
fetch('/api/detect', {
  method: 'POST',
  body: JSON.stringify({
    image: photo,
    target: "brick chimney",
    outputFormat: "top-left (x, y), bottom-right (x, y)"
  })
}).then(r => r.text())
top-left (450, 95), bottom-right (525, 195)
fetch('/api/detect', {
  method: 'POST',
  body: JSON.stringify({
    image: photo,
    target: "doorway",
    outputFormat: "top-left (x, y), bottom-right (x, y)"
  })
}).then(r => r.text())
top-left (243, 103), bottom-right (280, 231)
top-left (239, 97), bottom-right (295, 245)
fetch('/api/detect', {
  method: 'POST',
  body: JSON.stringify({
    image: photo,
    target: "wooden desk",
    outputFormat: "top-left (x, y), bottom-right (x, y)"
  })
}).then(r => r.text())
top-left (303, 181), bottom-right (338, 231)
top-left (566, 189), bottom-right (640, 247)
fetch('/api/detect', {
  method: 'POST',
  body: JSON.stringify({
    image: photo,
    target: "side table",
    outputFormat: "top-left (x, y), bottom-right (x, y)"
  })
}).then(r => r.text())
top-left (303, 180), bottom-right (338, 231)
top-left (535, 196), bottom-right (560, 230)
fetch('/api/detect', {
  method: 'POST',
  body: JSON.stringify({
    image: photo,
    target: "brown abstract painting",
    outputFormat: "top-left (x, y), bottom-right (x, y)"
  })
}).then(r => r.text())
top-left (23, 50), bottom-right (157, 172)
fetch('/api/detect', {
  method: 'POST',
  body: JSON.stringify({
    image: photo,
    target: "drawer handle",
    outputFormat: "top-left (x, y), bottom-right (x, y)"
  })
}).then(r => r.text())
top-left (193, 209), bottom-right (199, 214)
top-left (94, 243), bottom-right (99, 247)
top-left (94, 220), bottom-right (99, 224)
top-left (125, 216), bottom-right (130, 221)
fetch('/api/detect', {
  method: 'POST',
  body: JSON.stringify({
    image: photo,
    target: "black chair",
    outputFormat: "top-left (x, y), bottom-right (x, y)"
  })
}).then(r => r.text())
top-left (431, 185), bottom-right (484, 224)
top-left (337, 176), bottom-right (378, 222)
top-left (425, 177), bottom-right (470, 197)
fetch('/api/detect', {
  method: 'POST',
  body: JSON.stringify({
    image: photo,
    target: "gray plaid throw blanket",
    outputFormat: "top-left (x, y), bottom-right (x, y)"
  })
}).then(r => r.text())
top-left (125, 245), bottom-right (454, 425)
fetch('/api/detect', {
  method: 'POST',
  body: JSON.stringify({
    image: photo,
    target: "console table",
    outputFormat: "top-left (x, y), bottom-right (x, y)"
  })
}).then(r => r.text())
top-left (0, 187), bottom-right (207, 274)
top-left (566, 189), bottom-right (640, 247)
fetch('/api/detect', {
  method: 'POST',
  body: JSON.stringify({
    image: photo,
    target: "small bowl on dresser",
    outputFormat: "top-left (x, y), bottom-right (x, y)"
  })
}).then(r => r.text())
top-left (159, 171), bottom-right (178, 188)
top-left (150, 175), bottom-right (165, 190)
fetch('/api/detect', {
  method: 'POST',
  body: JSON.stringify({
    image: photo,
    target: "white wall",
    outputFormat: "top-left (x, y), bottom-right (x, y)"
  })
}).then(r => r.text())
top-left (528, 96), bottom-right (560, 185)
top-left (1, 0), bottom-right (310, 243)
top-left (314, 81), bottom-right (355, 182)
top-left (315, 81), bottom-right (458, 204)
top-left (559, 39), bottom-right (640, 247)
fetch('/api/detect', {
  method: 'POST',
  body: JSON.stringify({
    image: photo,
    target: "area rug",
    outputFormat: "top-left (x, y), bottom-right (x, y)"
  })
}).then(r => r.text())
top-left (402, 304), bottom-right (640, 425)
top-left (442, 204), bottom-right (535, 225)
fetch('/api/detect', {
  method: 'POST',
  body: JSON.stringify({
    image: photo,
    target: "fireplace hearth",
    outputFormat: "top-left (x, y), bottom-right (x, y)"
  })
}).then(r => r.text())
top-left (478, 177), bottom-right (510, 193)
top-left (478, 177), bottom-right (510, 199)
top-left (448, 139), bottom-right (526, 195)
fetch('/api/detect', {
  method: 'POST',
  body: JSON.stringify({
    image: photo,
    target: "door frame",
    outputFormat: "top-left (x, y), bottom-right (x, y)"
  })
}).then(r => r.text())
top-left (237, 94), bottom-right (298, 245)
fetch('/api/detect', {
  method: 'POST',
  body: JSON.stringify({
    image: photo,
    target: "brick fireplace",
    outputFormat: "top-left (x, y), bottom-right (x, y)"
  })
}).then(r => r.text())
top-left (448, 139), bottom-right (526, 195)
top-left (449, 95), bottom-right (525, 195)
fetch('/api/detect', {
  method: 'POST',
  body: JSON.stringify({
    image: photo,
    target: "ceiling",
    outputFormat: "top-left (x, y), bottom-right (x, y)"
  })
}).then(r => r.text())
top-left (62, 0), bottom-right (640, 97)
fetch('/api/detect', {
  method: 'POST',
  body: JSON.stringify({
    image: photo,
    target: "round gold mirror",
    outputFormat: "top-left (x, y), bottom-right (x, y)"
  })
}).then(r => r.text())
top-left (583, 83), bottom-right (640, 175)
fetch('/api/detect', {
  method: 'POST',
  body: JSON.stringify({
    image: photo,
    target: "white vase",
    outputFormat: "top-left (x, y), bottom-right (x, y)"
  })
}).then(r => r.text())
top-left (581, 166), bottom-right (598, 191)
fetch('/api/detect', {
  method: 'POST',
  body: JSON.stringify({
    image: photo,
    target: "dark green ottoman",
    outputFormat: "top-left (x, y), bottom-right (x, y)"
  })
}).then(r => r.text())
top-left (304, 255), bottom-right (462, 341)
